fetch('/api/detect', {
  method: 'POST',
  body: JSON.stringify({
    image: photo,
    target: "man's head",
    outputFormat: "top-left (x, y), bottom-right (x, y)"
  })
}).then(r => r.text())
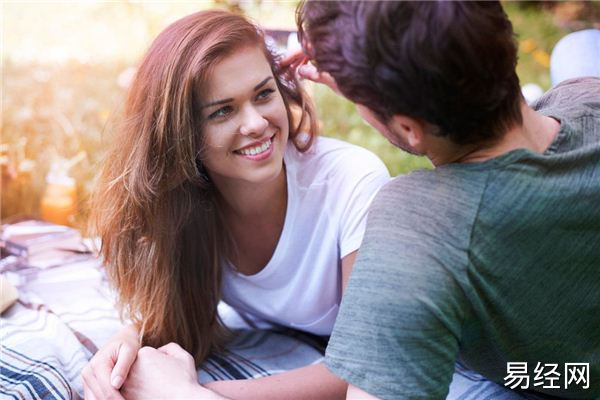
top-left (297, 1), bottom-right (523, 148)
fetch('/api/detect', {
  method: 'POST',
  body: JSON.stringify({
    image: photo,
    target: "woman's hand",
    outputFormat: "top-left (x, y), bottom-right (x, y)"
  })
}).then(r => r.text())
top-left (81, 324), bottom-right (140, 400)
top-left (121, 343), bottom-right (226, 400)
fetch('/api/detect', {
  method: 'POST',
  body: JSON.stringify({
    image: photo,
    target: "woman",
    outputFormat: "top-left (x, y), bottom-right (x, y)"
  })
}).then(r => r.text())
top-left (83, 10), bottom-right (389, 400)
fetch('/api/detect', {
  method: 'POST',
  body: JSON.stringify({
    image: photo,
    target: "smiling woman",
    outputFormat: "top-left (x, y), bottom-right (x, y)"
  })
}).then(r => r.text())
top-left (84, 9), bottom-right (390, 400)
top-left (201, 46), bottom-right (289, 188)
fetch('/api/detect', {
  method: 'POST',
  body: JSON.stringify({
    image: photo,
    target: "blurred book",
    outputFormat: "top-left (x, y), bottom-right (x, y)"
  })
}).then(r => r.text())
top-left (1, 220), bottom-right (89, 269)
top-left (0, 274), bottom-right (19, 313)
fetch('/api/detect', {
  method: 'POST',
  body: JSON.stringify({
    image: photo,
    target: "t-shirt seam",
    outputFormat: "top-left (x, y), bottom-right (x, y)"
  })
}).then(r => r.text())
top-left (462, 169), bottom-right (492, 330)
top-left (541, 112), bottom-right (589, 155)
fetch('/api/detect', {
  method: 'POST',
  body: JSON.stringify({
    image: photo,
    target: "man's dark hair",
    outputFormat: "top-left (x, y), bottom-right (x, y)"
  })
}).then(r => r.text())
top-left (297, 1), bottom-right (523, 145)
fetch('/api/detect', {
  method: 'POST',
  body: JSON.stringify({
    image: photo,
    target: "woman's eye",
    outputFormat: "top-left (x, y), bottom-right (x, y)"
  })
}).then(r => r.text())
top-left (256, 88), bottom-right (275, 101)
top-left (208, 106), bottom-right (233, 120)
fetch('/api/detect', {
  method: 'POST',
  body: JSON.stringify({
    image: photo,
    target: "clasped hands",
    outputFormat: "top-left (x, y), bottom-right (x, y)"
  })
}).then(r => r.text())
top-left (82, 327), bottom-right (223, 400)
top-left (122, 343), bottom-right (220, 400)
top-left (81, 52), bottom-right (338, 400)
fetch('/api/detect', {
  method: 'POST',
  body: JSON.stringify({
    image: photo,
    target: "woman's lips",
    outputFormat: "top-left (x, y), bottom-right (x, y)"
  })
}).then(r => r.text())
top-left (234, 133), bottom-right (276, 161)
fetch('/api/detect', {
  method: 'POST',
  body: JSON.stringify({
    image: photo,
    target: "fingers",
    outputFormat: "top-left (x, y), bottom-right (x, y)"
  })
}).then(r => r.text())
top-left (81, 338), bottom-right (138, 400)
top-left (298, 63), bottom-right (320, 81)
top-left (279, 48), bottom-right (342, 96)
top-left (110, 343), bottom-right (137, 389)
top-left (83, 381), bottom-right (96, 400)
top-left (280, 49), bottom-right (307, 69)
top-left (157, 343), bottom-right (195, 368)
top-left (157, 342), bottom-right (188, 359)
top-left (81, 363), bottom-right (124, 400)
top-left (297, 64), bottom-right (341, 95)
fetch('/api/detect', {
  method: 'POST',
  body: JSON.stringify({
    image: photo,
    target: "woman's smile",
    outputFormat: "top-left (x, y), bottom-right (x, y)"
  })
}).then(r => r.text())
top-left (234, 133), bottom-right (277, 160)
top-left (200, 45), bottom-right (289, 186)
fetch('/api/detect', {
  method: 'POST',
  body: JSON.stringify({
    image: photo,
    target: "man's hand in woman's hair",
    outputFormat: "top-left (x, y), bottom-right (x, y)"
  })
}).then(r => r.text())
top-left (280, 49), bottom-right (341, 96)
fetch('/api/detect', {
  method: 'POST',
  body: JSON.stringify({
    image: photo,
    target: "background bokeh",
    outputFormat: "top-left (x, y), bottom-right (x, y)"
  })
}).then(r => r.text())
top-left (2, 1), bottom-right (599, 231)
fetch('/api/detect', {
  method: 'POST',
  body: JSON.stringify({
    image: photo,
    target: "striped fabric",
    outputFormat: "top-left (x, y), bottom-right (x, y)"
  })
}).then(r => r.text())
top-left (0, 259), bottom-right (326, 400)
top-left (199, 329), bottom-right (327, 383)
top-left (1, 302), bottom-right (89, 400)
top-left (0, 257), bottom-right (546, 400)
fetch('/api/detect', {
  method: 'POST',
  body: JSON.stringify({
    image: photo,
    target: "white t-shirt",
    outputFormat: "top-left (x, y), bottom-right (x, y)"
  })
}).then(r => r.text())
top-left (221, 137), bottom-right (390, 335)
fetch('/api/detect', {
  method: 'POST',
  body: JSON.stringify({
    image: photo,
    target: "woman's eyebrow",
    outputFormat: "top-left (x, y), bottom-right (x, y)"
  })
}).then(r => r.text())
top-left (254, 76), bottom-right (273, 91)
top-left (202, 98), bottom-right (233, 109)
top-left (202, 77), bottom-right (273, 109)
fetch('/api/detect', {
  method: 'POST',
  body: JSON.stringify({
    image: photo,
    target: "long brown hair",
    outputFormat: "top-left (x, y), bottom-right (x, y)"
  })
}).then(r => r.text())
top-left (92, 10), bottom-right (317, 365)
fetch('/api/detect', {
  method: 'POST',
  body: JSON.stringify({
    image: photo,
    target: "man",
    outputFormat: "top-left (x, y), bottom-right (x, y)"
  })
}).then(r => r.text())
top-left (296, 1), bottom-right (600, 399)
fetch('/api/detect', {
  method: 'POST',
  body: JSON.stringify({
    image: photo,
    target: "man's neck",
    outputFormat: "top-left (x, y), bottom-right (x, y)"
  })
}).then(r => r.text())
top-left (429, 102), bottom-right (561, 166)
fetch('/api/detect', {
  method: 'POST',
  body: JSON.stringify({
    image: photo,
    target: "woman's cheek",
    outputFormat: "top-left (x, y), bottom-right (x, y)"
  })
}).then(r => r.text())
top-left (270, 97), bottom-right (290, 128)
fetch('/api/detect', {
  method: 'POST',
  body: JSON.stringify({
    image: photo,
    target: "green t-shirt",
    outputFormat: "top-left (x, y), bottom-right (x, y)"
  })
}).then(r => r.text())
top-left (326, 78), bottom-right (600, 399)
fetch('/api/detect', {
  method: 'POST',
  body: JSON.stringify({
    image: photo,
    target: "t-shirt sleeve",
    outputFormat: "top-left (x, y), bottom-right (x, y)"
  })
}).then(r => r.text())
top-left (326, 180), bottom-right (468, 399)
top-left (337, 149), bottom-right (390, 258)
top-left (533, 77), bottom-right (600, 116)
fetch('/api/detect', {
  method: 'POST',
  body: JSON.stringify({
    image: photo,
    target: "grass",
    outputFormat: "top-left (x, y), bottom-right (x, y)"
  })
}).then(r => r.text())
top-left (1, 2), bottom-right (595, 226)
top-left (314, 85), bottom-right (432, 177)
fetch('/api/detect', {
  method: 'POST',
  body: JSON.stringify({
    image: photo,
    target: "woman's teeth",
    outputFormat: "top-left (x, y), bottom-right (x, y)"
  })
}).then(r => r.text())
top-left (238, 138), bottom-right (272, 156)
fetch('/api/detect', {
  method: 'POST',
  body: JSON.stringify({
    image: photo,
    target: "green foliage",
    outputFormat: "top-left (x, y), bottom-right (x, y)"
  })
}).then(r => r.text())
top-left (313, 84), bottom-right (432, 176)
top-left (2, 1), bottom-right (592, 223)
top-left (504, 2), bottom-right (568, 90)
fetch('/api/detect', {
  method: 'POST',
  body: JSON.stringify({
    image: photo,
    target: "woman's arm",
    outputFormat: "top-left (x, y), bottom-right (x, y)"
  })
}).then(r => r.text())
top-left (120, 252), bottom-right (359, 400)
top-left (341, 250), bottom-right (358, 292)
top-left (204, 251), bottom-right (358, 400)
top-left (347, 384), bottom-right (380, 400)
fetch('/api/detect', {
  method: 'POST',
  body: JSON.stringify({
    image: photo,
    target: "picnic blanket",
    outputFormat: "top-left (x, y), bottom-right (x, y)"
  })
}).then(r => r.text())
top-left (0, 225), bottom-right (527, 400)
top-left (0, 258), bottom-right (325, 400)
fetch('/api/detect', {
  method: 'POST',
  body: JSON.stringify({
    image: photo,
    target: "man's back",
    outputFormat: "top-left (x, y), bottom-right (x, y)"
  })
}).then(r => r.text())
top-left (325, 78), bottom-right (600, 399)
top-left (457, 77), bottom-right (600, 396)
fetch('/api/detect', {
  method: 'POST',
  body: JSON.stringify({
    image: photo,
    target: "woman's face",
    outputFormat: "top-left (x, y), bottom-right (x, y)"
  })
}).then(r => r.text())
top-left (200, 45), bottom-right (289, 188)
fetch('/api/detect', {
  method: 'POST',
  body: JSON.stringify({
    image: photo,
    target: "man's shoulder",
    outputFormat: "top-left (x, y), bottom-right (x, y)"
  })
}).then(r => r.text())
top-left (362, 167), bottom-right (490, 263)
top-left (371, 166), bottom-right (489, 217)
top-left (533, 77), bottom-right (600, 118)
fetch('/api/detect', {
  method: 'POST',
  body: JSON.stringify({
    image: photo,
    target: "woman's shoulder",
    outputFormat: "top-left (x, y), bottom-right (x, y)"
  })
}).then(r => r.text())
top-left (286, 136), bottom-right (389, 181)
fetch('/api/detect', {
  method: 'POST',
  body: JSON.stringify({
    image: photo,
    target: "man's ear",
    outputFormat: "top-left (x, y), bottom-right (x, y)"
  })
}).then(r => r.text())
top-left (389, 115), bottom-right (427, 150)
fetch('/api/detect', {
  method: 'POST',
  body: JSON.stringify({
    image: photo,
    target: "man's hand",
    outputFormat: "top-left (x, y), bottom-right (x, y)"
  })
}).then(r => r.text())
top-left (121, 343), bottom-right (226, 400)
top-left (280, 49), bottom-right (341, 96)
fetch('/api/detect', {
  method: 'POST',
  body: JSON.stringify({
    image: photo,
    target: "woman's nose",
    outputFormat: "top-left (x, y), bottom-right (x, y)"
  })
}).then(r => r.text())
top-left (239, 105), bottom-right (269, 137)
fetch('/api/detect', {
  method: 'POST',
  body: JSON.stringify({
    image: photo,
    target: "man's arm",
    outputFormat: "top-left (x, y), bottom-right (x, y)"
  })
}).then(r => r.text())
top-left (123, 251), bottom-right (359, 400)
top-left (204, 251), bottom-right (358, 400)
top-left (124, 344), bottom-right (348, 400)
top-left (324, 181), bottom-right (468, 399)
top-left (205, 363), bottom-right (347, 400)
